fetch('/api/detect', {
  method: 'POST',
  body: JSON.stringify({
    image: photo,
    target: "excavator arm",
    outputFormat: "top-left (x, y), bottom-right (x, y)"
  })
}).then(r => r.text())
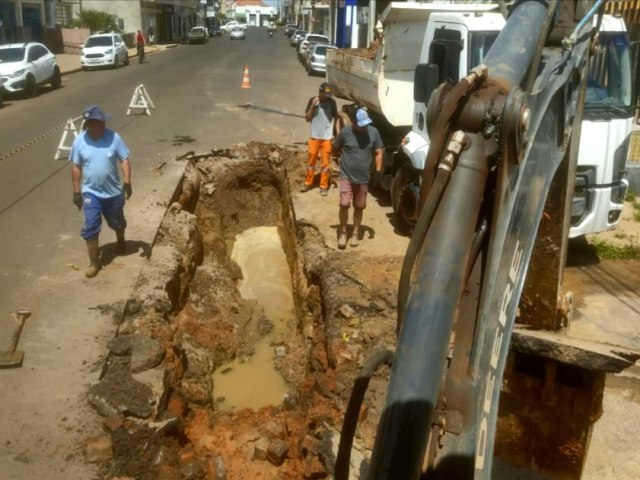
top-left (335, 1), bottom-right (639, 478)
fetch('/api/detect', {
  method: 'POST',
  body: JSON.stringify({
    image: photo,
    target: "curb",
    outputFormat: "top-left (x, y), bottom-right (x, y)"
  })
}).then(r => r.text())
top-left (60, 46), bottom-right (170, 76)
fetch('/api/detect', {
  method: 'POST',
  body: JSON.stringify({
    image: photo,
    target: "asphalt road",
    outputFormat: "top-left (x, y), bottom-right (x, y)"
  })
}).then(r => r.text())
top-left (0, 28), bottom-right (317, 323)
top-left (0, 28), bottom-right (322, 479)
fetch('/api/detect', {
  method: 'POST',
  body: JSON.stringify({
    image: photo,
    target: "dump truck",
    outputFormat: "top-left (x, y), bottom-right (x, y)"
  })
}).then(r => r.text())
top-left (325, 1), bottom-right (634, 238)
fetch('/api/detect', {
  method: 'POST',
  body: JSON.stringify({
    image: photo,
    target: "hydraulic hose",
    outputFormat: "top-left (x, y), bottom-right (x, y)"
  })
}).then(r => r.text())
top-left (334, 349), bottom-right (394, 480)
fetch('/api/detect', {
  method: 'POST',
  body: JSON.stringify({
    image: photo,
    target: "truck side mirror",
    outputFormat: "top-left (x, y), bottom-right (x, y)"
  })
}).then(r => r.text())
top-left (414, 64), bottom-right (440, 103)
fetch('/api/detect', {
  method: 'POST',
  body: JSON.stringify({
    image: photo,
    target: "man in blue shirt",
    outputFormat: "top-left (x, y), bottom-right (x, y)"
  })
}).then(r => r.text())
top-left (70, 105), bottom-right (132, 278)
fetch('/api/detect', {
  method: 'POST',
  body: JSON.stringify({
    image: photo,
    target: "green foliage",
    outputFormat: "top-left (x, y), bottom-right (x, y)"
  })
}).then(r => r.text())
top-left (591, 238), bottom-right (640, 259)
top-left (70, 9), bottom-right (121, 34)
top-left (626, 187), bottom-right (636, 203)
top-left (235, 14), bottom-right (247, 23)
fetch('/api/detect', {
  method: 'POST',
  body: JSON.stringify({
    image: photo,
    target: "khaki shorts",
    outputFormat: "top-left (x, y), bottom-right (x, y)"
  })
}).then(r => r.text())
top-left (339, 178), bottom-right (368, 209)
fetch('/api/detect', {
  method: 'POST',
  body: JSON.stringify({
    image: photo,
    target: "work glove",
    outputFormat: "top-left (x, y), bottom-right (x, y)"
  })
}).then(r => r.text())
top-left (123, 183), bottom-right (132, 199)
top-left (73, 192), bottom-right (82, 210)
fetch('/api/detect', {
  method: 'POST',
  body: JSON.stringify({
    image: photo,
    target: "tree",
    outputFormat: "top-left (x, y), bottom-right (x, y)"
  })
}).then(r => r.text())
top-left (70, 9), bottom-right (121, 34)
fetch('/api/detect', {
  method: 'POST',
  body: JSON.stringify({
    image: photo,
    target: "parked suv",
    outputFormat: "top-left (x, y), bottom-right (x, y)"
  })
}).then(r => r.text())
top-left (80, 32), bottom-right (129, 70)
top-left (0, 42), bottom-right (61, 98)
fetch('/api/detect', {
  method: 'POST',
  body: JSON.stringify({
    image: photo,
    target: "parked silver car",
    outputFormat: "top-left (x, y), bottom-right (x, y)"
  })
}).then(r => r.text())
top-left (81, 32), bottom-right (129, 70)
top-left (305, 43), bottom-right (337, 76)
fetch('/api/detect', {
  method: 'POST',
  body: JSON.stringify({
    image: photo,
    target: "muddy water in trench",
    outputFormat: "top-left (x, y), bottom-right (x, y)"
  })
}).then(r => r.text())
top-left (212, 226), bottom-right (293, 411)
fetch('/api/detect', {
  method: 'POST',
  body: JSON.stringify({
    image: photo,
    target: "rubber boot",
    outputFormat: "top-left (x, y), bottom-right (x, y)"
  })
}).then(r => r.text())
top-left (85, 238), bottom-right (101, 278)
top-left (116, 229), bottom-right (126, 254)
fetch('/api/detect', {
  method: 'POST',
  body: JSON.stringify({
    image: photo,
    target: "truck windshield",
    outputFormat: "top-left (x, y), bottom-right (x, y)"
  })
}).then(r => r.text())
top-left (585, 32), bottom-right (633, 112)
top-left (468, 32), bottom-right (500, 72)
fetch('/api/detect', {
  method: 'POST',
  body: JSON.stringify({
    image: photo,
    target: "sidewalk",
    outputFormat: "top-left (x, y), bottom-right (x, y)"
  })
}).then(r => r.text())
top-left (57, 43), bottom-right (177, 75)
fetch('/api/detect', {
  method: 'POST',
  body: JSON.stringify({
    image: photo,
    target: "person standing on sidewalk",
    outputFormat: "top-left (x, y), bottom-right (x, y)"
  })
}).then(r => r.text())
top-left (70, 105), bottom-right (132, 278)
top-left (136, 29), bottom-right (145, 63)
top-left (301, 82), bottom-right (340, 196)
top-left (332, 108), bottom-right (383, 249)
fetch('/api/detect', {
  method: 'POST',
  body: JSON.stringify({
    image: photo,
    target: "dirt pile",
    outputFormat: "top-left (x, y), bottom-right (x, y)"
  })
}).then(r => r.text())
top-left (84, 143), bottom-right (401, 479)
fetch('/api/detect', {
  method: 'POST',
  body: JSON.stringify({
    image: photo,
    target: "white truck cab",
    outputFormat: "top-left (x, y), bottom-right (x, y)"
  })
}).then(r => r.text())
top-left (398, 12), bottom-right (632, 238)
top-left (570, 15), bottom-right (633, 237)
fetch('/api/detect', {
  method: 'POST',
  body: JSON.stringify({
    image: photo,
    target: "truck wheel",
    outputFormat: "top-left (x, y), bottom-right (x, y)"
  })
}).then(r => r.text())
top-left (391, 162), bottom-right (421, 235)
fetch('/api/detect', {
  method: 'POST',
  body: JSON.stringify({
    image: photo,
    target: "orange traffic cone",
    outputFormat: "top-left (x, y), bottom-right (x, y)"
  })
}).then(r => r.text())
top-left (241, 65), bottom-right (251, 89)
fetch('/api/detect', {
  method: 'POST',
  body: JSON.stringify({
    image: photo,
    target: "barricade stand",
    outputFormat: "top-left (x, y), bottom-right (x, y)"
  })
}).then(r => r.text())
top-left (126, 84), bottom-right (156, 116)
top-left (54, 116), bottom-right (82, 161)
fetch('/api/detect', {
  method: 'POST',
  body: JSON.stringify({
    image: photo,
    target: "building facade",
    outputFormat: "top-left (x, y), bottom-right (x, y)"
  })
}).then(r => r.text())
top-left (0, 0), bottom-right (47, 43)
top-left (234, 0), bottom-right (275, 27)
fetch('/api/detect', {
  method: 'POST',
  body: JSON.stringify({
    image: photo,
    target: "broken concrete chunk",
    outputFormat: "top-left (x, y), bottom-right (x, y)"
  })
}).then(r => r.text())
top-left (275, 345), bottom-right (287, 358)
top-left (253, 436), bottom-right (270, 461)
top-left (337, 304), bottom-right (355, 319)
top-left (84, 435), bottom-right (112, 463)
top-left (102, 415), bottom-right (124, 432)
top-left (260, 420), bottom-right (286, 439)
top-left (107, 335), bottom-right (133, 355)
top-left (87, 373), bottom-right (155, 418)
top-left (301, 434), bottom-right (322, 456)
top-left (130, 334), bottom-right (165, 373)
top-left (204, 455), bottom-right (227, 480)
top-left (304, 452), bottom-right (327, 478)
top-left (266, 438), bottom-right (289, 466)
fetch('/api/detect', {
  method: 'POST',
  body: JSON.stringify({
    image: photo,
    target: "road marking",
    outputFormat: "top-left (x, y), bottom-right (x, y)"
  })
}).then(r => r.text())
top-left (0, 121), bottom-right (68, 162)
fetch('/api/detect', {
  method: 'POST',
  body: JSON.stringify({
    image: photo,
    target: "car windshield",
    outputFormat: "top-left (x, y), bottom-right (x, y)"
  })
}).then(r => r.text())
top-left (307, 35), bottom-right (327, 42)
top-left (313, 45), bottom-right (333, 55)
top-left (0, 47), bottom-right (26, 63)
top-left (85, 37), bottom-right (113, 47)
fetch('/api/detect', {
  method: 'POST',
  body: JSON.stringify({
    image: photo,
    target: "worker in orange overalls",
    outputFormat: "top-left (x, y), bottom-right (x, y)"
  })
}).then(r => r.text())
top-left (301, 82), bottom-right (340, 196)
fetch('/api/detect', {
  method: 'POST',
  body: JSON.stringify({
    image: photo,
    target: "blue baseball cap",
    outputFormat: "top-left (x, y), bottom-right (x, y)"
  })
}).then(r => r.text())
top-left (82, 105), bottom-right (111, 122)
top-left (356, 108), bottom-right (372, 127)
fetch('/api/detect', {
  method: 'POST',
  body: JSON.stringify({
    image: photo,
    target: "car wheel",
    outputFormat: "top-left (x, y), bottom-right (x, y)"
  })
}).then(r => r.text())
top-left (51, 66), bottom-right (62, 89)
top-left (113, 55), bottom-right (119, 69)
top-left (24, 74), bottom-right (37, 98)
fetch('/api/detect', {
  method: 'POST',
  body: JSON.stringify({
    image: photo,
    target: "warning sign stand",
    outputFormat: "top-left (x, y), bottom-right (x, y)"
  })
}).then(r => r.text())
top-left (126, 84), bottom-right (156, 116)
top-left (54, 116), bottom-right (82, 161)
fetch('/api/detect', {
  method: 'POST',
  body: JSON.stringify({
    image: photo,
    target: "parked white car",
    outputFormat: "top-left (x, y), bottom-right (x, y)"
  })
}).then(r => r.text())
top-left (81, 32), bottom-right (129, 70)
top-left (298, 33), bottom-right (330, 62)
top-left (0, 42), bottom-right (61, 98)
top-left (222, 21), bottom-right (247, 32)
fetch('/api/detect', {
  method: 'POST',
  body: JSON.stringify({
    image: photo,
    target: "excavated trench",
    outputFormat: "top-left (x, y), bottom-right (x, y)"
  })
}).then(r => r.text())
top-left (87, 143), bottom-right (401, 479)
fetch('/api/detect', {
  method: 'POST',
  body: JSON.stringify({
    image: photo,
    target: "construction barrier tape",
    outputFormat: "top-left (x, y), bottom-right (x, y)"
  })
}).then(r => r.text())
top-left (0, 115), bottom-right (82, 162)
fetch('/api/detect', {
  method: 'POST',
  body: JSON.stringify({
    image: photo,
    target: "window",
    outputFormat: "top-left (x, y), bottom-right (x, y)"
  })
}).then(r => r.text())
top-left (55, 4), bottom-right (73, 27)
top-left (428, 28), bottom-right (463, 84)
top-left (585, 32), bottom-right (632, 110)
